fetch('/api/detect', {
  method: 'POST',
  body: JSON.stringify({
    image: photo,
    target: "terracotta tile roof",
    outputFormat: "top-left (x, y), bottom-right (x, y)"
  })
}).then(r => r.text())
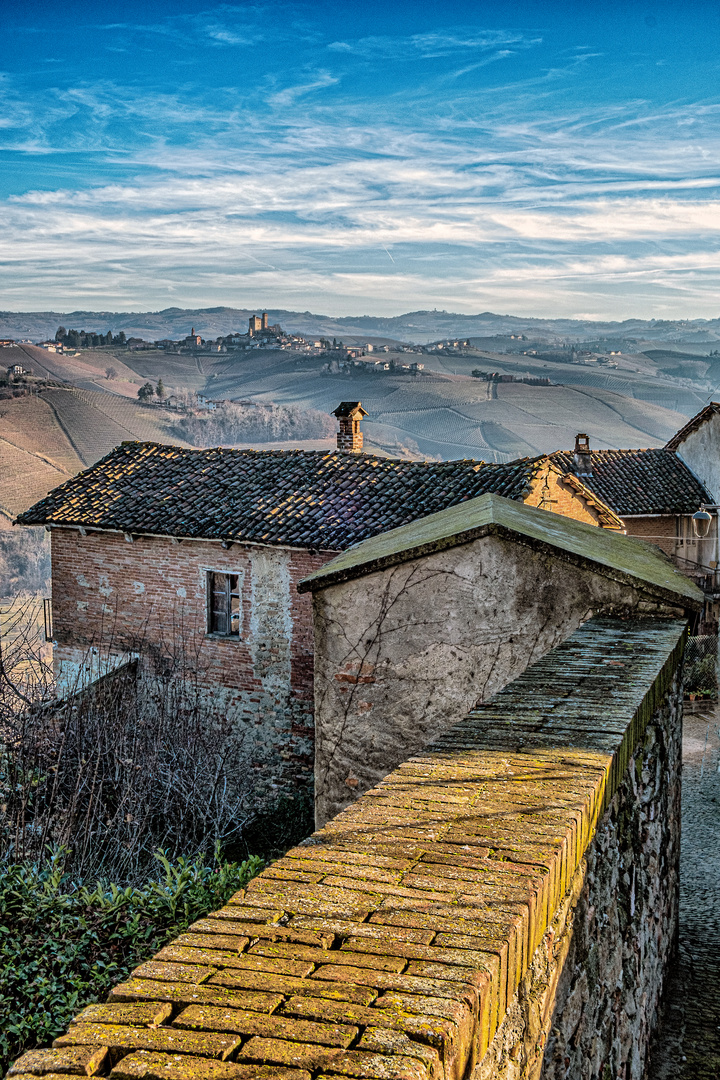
top-left (550, 448), bottom-right (711, 516)
top-left (16, 441), bottom-right (547, 550)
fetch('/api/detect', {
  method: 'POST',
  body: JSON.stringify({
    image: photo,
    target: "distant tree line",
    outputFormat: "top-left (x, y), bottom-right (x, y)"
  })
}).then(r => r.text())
top-left (55, 326), bottom-right (126, 348)
top-left (175, 401), bottom-right (336, 445)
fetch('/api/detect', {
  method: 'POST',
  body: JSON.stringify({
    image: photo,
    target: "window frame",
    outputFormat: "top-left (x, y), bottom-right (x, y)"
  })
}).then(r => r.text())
top-left (206, 570), bottom-right (242, 638)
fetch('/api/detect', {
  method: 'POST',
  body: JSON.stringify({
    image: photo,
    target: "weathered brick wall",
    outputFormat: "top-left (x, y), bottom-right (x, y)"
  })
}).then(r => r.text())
top-left (473, 636), bottom-right (682, 1079)
top-left (621, 516), bottom-right (678, 559)
top-left (10, 616), bottom-right (685, 1080)
top-left (50, 528), bottom-right (333, 791)
top-left (524, 465), bottom-right (612, 528)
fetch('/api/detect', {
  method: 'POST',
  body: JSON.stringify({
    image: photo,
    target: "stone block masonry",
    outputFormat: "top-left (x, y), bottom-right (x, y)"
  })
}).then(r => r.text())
top-left (10, 616), bottom-right (685, 1080)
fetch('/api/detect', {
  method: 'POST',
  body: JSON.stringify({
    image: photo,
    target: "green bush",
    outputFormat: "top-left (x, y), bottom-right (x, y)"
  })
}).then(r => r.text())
top-left (684, 654), bottom-right (718, 696)
top-left (0, 849), bottom-right (262, 1075)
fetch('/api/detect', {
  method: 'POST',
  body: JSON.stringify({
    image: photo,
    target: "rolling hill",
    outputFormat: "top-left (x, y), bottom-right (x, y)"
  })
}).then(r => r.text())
top-left (4, 306), bottom-right (720, 347)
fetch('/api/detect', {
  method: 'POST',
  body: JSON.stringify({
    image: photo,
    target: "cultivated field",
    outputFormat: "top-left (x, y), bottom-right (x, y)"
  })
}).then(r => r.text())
top-left (2, 340), bottom-right (700, 469)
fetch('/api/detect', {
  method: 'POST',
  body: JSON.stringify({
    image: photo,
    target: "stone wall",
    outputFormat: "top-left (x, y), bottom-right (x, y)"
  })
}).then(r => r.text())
top-left (474, 640), bottom-right (682, 1079)
top-left (50, 527), bottom-right (332, 792)
top-left (311, 528), bottom-right (685, 825)
top-left (10, 616), bottom-right (685, 1080)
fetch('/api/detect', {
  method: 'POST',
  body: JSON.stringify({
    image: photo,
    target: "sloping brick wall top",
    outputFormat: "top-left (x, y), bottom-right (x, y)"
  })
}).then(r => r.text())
top-left (10, 617), bottom-right (686, 1080)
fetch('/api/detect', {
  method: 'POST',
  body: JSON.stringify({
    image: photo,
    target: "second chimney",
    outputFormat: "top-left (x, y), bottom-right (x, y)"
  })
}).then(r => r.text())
top-left (573, 433), bottom-right (593, 476)
top-left (333, 401), bottom-right (368, 453)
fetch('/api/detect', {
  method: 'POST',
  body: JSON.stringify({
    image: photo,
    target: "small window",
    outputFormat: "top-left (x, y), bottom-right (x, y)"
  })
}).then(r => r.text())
top-left (207, 572), bottom-right (241, 636)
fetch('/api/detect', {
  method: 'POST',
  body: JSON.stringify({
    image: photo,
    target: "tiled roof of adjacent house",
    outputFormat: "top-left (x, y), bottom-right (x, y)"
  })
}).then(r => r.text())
top-left (549, 448), bottom-right (711, 516)
top-left (17, 441), bottom-right (548, 550)
top-left (665, 402), bottom-right (720, 451)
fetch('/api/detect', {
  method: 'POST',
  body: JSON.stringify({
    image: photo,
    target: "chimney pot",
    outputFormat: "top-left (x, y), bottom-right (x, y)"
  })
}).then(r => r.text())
top-left (573, 433), bottom-right (593, 476)
top-left (333, 401), bottom-right (368, 453)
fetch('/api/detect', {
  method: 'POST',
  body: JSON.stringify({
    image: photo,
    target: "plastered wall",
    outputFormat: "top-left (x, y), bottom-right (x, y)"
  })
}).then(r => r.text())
top-left (311, 533), bottom-right (681, 826)
top-left (675, 410), bottom-right (720, 506)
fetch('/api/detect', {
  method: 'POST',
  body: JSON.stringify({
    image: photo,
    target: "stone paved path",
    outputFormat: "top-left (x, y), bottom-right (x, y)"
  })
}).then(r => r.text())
top-left (648, 706), bottom-right (720, 1080)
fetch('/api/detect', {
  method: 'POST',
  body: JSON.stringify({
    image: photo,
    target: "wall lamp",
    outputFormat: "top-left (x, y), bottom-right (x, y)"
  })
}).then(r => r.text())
top-left (692, 504), bottom-right (715, 539)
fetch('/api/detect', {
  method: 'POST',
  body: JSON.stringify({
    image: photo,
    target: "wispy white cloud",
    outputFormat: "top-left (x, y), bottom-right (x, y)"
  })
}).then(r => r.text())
top-left (268, 72), bottom-right (339, 108)
top-left (327, 27), bottom-right (541, 60)
top-left (2, 9), bottom-right (720, 318)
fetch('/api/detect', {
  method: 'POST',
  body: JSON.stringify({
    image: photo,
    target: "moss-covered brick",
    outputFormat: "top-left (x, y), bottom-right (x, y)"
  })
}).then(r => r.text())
top-left (248, 943), bottom-right (406, 974)
top-left (55, 1025), bottom-right (241, 1062)
top-left (174, 934), bottom-right (250, 953)
top-left (286, 918), bottom-right (435, 946)
top-left (9, 1074), bottom-right (77, 1080)
top-left (340, 939), bottom-right (501, 970)
top-left (258, 869), bottom-right (325, 885)
top-left (107, 980), bottom-right (283, 1014)
top-left (197, 971), bottom-right (376, 1006)
top-left (72, 1005), bottom-right (173, 1029)
top-left (156, 946), bottom-right (314, 979)
top-left (189, 920), bottom-right (334, 949)
top-left (278, 859), bottom-right (408, 885)
top-left (372, 994), bottom-right (477, 1080)
top-left (173, 1006), bottom-right (357, 1048)
top-left (242, 882), bottom-right (381, 917)
top-left (320, 878), bottom-right (453, 905)
top-left (8, 1048), bottom-right (109, 1077)
top-left (131, 963), bottom-right (217, 985)
top-left (237, 1039), bottom-right (428, 1080)
top-left (282, 848), bottom-right (414, 874)
top-left (211, 907), bottom-right (286, 925)
top-left (306, 966), bottom-right (485, 1022)
top-left (355, 1030), bottom-right (440, 1079)
top-left (108, 1051), bottom-right (310, 1080)
top-left (277, 996), bottom-right (460, 1062)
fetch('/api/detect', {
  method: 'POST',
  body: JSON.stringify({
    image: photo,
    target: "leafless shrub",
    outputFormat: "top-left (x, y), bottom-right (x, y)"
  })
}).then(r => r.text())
top-left (0, 609), bottom-right (257, 881)
top-left (176, 401), bottom-right (335, 445)
top-left (0, 528), bottom-right (51, 597)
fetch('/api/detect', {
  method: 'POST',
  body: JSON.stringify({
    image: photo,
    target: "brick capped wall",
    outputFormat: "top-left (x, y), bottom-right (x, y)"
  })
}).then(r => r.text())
top-left (12, 616), bottom-right (685, 1080)
top-left (50, 528), bottom-right (334, 792)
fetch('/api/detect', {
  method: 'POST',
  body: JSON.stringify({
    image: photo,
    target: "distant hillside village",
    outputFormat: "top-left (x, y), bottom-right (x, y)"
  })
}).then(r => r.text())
top-left (9, 313), bottom-right (428, 379)
top-left (2, 312), bottom-right (648, 383)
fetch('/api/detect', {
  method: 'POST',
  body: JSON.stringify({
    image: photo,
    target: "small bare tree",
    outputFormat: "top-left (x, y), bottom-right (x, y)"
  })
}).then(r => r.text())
top-left (0, 602), bottom-right (258, 881)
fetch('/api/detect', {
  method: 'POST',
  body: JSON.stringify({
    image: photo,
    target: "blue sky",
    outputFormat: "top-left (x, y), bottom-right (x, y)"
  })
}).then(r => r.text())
top-left (2, 0), bottom-right (720, 318)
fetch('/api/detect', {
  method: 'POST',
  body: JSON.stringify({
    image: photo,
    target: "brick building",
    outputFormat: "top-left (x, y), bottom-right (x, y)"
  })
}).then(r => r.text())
top-left (16, 406), bottom-right (621, 792)
top-left (550, 405), bottom-right (720, 629)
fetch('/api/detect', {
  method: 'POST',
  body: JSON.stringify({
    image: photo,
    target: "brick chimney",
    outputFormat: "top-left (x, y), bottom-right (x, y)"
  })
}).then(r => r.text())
top-left (333, 402), bottom-right (368, 453)
top-left (573, 433), bottom-right (593, 476)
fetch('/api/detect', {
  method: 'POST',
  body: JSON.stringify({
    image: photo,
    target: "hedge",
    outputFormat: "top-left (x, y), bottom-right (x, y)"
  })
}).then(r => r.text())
top-left (0, 849), bottom-right (262, 1075)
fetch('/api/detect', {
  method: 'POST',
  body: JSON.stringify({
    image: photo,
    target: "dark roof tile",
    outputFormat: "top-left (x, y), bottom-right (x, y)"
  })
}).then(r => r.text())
top-left (17, 442), bottom-right (543, 550)
top-left (550, 448), bottom-right (711, 516)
